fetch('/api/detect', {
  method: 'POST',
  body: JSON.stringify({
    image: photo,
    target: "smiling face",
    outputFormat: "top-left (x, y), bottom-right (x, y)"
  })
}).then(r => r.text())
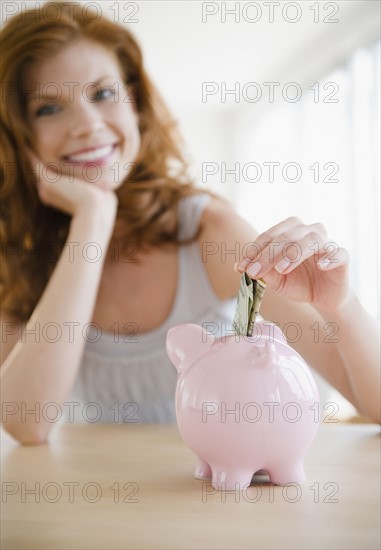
top-left (25, 38), bottom-right (141, 190)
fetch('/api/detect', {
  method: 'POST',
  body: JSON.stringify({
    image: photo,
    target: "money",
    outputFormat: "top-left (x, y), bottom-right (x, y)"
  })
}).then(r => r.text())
top-left (232, 273), bottom-right (266, 337)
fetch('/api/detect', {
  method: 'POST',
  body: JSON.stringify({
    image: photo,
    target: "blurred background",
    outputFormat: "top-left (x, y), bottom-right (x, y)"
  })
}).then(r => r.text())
top-left (128, 1), bottom-right (381, 310)
top-left (3, 0), bottom-right (379, 420)
top-left (124, 0), bottom-right (380, 420)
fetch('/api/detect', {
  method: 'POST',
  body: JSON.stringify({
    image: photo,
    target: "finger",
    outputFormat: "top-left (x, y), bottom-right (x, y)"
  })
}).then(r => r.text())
top-left (240, 222), bottom-right (328, 276)
top-left (245, 228), bottom-right (331, 279)
top-left (237, 217), bottom-right (308, 271)
top-left (272, 232), bottom-right (331, 275)
top-left (317, 246), bottom-right (350, 270)
top-left (270, 226), bottom-right (331, 273)
top-left (247, 223), bottom-right (330, 278)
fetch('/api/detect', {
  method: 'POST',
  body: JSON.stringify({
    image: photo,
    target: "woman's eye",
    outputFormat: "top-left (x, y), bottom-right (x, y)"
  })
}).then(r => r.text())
top-left (93, 88), bottom-right (116, 102)
top-left (35, 104), bottom-right (60, 117)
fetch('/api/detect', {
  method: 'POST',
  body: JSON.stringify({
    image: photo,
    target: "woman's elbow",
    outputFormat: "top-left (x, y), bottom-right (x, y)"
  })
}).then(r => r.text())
top-left (2, 422), bottom-right (50, 446)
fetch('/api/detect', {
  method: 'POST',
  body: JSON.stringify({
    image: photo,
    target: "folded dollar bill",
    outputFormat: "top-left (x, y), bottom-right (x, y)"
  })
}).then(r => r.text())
top-left (233, 273), bottom-right (266, 337)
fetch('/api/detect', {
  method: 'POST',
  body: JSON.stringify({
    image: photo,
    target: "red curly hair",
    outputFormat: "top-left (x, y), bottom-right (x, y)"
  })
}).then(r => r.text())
top-left (0, 1), bottom-right (220, 322)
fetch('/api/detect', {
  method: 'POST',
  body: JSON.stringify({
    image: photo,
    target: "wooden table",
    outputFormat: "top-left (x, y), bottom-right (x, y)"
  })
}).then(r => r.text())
top-left (1, 423), bottom-right (380, 550)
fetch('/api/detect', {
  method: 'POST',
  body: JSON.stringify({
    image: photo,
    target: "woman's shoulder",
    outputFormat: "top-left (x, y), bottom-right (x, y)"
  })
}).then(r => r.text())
top-left (196, 195), bottom-right (259, 301)
top-left (197, 194), bottom-right (257, 243)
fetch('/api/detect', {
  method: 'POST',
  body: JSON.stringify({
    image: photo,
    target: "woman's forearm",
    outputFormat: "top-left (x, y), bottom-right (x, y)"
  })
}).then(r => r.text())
top-left (316, 293), bottom-right (381, 423)
top-left (1, 207), bottom-right (116, 444)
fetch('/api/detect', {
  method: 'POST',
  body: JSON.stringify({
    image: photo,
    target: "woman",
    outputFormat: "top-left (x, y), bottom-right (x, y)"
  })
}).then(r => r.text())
top-left (1, 1), bottom-right (379, 444)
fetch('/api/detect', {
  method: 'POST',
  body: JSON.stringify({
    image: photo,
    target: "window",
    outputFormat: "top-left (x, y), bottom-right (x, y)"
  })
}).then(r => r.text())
top-left (235, 39), bottom-right (380, 322)
top-left (232, 39), bottom-right (380, 420)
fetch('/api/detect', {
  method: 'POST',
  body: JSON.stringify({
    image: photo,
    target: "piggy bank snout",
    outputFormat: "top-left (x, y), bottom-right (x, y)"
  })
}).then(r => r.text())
top-left (250, 340), bottom-right (277, 367)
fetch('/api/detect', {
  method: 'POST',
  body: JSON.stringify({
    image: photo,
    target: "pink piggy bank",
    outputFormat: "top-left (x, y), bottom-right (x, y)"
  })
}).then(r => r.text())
top-left (166, 322), bottom-right (320, 490)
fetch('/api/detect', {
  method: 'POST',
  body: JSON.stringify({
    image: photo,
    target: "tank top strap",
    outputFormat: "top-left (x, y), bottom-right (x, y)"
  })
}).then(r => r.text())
top-left (175, 192), bottom-right (223, 317)
top-left (177, 193), bottom-right (212, 240)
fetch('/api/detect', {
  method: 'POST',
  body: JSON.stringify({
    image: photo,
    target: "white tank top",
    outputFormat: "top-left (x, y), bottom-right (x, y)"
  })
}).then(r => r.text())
top-left (64, 193), bottom-right (237, 424)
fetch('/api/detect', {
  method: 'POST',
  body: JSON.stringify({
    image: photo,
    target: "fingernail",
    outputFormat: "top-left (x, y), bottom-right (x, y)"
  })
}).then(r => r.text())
top-left (237, 257), bottom-right (252, 272)
top-left (247, 261), bottom-right (262, 278)
top-left (318, 258), bottom-right (331, 269)
top-left (275, 258), bottom-right (291, 273)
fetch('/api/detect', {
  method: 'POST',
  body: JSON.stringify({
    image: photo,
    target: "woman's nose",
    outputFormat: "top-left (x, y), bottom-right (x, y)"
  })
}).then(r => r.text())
top-left (69, 105), bottom-right (106, 137)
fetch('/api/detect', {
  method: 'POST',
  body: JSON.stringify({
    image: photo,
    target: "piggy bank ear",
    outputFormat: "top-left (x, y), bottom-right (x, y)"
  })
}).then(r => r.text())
top-left (166, 323), bottom-right (214, 372)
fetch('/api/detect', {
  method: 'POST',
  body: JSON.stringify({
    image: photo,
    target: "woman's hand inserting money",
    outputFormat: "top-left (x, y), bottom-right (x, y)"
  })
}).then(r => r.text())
top-left (236, 216), bottom-right (352, 314)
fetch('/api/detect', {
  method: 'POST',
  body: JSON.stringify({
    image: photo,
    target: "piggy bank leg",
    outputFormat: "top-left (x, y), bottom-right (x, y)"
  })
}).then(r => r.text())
top-left (267, 460), bottom-right (306, 485)
top-left (211, 468), bottom-right (253, 491)
top-left (194, 458), bottom-right (212, 480)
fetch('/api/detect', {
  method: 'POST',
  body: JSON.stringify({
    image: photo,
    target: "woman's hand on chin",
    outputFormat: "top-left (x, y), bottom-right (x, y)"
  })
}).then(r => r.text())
top-left (27, 149), bottom-right (118, 221)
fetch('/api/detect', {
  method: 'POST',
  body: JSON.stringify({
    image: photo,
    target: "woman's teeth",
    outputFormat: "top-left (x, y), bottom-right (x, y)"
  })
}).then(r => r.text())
top-left (66, 144), bottom-right (114, 162)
